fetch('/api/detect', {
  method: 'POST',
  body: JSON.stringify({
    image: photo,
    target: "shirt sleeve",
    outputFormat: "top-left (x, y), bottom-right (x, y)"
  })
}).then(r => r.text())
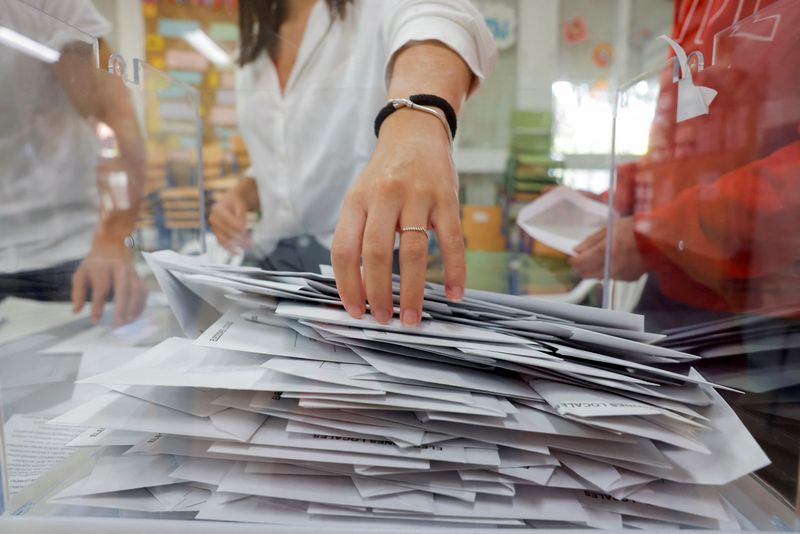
top-left (45, 0), bottom-right (112, 39)
top-left (380, 0), bottom-right (498, 94)
top-left (634, 139), bottom-right (800, 294)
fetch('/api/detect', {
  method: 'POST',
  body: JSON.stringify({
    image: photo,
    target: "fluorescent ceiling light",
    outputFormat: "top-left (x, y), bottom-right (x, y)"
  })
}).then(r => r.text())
top-left (0, 26), bottom-right (60, 63)
top-left (184, 29), bottom-right (231, 68)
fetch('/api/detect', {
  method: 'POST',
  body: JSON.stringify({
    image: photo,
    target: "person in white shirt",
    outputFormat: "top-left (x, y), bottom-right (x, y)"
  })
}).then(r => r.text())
top-left (210, 0), bottom-right (496, 327)
top-left (0, 0), bottom-right (146, 325)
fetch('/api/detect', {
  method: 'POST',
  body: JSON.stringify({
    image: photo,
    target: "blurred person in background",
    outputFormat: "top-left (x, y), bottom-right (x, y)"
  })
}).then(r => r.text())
top-left (570, 0), bottom-right (800, 332)
top-left (0, 0), bottom-right (146, 325)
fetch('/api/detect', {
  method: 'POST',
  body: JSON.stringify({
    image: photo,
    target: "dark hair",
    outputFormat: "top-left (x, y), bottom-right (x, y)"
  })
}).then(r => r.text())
top-left (238, 0), bottom-right (352, 66)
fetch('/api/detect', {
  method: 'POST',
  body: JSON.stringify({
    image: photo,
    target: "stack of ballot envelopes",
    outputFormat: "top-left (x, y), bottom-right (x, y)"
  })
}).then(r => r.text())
top-left (47, 250), bottom-right (770, 529)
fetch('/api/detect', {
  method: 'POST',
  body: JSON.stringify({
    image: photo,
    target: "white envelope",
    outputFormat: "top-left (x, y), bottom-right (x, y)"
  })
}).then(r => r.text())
top-left (460, 348), bottom-right (659, 385)
top-left (253, 368), bottom-right (387, 396)
top-left (51, 488), bottom-right (187, 513)
top-left (533, 380), bottom-right (687, 419)
top-left (275, 302), bottom-right (525, 344)
top-left (419, 402), bottom-right (633, 442)
top-left (577, 489), bottom-right (723, 528)
top-left (456, 284), bottom-right (644, 331)
top-left (247, 418), bottom-right (467, 463)
top-left (195, 309), bottom-right (365, 365)
top-left (169, 457), bottom-right (236, 486)
top-left (495, 466), bottom-right (557, 485)
top-left (53, 453), bottom-right (179, 498)
top-left (297, 394), bottom-right (510, 418)
top-left (67, 427), bottom-right (148, 448)
top-left (142, 252), bottom-right (220, 338)
top-left (350, 346), bottom-right (540, 400)
top-left (110, 385), bottom-right (227, 417)
top-left (307, 503), bottom-right (526, 526)
top-left (80, 337), bottom-right (271, 391)
top-left (49, 391), bottom-right (266, 442)
top-left (554, 452), bottom-right (621, 491)
top-left (599, 369), bottom-right (770, 485)
top-left (228, 392), bottom-right (427, 446)
top-left (516, 186), bottom-right (609, 256)
top-left (217, 463), bottom-right (435, 510)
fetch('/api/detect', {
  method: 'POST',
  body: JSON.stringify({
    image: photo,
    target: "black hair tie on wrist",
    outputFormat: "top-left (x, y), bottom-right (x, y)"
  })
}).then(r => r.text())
top-left (374, 94), bottom-right (457, 139)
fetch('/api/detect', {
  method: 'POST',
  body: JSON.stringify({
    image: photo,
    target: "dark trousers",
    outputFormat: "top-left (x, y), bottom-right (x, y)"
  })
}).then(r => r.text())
top-left (258, 236), bottom-right (399, 275)
top-left (0, 260), bottom-right (81, 302)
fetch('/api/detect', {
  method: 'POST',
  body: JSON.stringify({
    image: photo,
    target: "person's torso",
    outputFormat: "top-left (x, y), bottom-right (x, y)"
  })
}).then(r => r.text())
top-left (0, 0), bottom-right (102, 272)
top-left (633, 0), bottom-right (800, 312)
top-left (236, 1), bottom-right (391, 255)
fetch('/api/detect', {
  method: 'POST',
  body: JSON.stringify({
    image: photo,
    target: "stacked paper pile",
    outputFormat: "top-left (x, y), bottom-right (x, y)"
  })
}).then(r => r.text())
top-left (656, 310), bottom-right (800, 493)
top-left (46, 251), bottom-right (769, 528)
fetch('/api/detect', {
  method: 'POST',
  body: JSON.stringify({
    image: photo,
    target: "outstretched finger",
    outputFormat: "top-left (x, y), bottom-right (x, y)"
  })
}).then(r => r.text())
top-left (89, 266), bottom-right (112, 324)
top-left (71, 267), bottom-right (88, 314)
top-left (398, 206), bottom-right (432, 327)
top-left (332, 197), bottom-right (368, 318)
top-left (362, 203), bottom-right (401, 324)
top-left (111, 261), bottom-right (131, 326)
top-left (431, 193), bottom-right (465, 302)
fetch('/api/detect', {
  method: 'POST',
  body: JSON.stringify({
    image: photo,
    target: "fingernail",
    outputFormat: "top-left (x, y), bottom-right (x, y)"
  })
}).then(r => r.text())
top-left (446, 285), bottom-right (464, 302)
top-left (345, 303), bottom-right (364, 318)
top-left (401, 308), bottom-right (419, 327)
top-left (372, 308), bottom-right (392, 324)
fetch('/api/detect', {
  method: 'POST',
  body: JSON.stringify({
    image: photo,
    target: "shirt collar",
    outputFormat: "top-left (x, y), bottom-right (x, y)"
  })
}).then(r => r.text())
top-left (285, 0), bottom-right (333, 93)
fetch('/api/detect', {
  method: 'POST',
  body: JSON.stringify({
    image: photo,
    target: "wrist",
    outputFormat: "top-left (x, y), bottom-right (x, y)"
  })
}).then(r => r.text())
top-left (377, 108), bottom-right (451, 149)
top-left (375, 95), bottom-right (457, 148)
top-left (90, 232), bottom-right (135, 260)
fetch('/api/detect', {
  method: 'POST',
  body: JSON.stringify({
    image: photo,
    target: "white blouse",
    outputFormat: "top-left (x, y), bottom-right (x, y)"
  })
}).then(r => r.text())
top-left (235, 0), bottom-right (497, 257)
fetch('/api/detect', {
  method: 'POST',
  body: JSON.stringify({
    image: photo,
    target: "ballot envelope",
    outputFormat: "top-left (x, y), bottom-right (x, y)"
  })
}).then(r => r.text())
top-left (0, 0), bottom-right (799, 532)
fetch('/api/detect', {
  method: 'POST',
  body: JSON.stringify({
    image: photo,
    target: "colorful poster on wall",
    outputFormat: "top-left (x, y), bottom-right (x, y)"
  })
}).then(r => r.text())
top-left (562, 16), bottom-right (588, 45)
top-left (592, 42), bottom-right (613, 68)
top-left (481, 2), bottom-right (517, 50)
top-left (143, 0), bottom-right (239, 147)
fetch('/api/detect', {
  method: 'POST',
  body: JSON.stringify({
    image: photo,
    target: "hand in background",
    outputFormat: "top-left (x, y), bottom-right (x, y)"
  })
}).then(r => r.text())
top-left (209, 188), bottom-right (252, 253)
top-left (570, 216), bottom-right (647, 281)
top-left (71, 237), bottom-right (147, 325)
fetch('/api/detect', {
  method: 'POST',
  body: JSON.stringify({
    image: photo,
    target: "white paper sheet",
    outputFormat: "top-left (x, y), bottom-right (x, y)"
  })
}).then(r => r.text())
top-left (516, 186), bottom-right (609, 255)
top-left (49, 392), bottom-right (266, 442)
top-left (275, 302), bottom-right (525, 344)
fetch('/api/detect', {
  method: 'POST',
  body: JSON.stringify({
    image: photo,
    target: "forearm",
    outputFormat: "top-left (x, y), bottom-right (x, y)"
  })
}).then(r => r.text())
top-left (93, 70), bottom-right (146, 242)
top-left (54, 40), bottom-right (145, 243)
top-left (379, 41), bottom-right (473, 158)
top-left (387, 41), bottom-right (472, 113)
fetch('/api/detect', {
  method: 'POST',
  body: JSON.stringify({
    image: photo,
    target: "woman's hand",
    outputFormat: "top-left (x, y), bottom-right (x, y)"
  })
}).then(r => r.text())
top-left (209, 181), bottom-right (254, 253)
top-left (332, 110), bottom-right (465, 326)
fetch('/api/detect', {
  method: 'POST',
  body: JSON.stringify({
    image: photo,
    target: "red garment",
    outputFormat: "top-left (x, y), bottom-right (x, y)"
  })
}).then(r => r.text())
top-left (625, 0), bottom-right (800, 313)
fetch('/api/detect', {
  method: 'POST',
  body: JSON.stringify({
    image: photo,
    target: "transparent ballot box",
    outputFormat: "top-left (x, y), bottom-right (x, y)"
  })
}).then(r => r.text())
top-left (133, 61), bottom-right (205, 255)
top-left (0, 0), bottom-right (197, 526)
top-left (606, 0), bottom-right (800, 526)
top-left (0, 0), bottom-right (799, 532)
